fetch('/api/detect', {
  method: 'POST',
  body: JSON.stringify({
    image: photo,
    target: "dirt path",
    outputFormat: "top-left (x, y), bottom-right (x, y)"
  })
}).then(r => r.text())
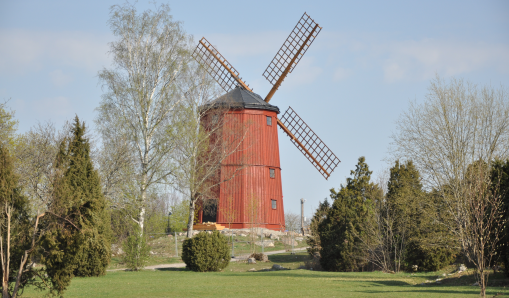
top-left (109, 247), bottom-right (308, 271)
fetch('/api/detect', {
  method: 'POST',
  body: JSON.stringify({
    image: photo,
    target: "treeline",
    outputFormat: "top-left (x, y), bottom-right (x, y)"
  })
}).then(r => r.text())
top-left (308, 77), bottom-right (509, 297)
top-left (309, 157), bottom-right (509, 274)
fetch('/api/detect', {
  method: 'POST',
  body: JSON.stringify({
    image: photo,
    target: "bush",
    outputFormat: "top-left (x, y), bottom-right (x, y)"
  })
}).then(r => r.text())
top-left (122, 231), bottom-right (150, 271)
top-left (182, 231), bottom-right (230, 272)
top-left (250, 253), bottom-right (268, 262)
top-left (405, 240), bottom-right (457, 271)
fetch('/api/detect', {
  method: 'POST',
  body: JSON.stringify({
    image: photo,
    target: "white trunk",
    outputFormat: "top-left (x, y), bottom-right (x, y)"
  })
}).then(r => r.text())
top-left (186, 199), bottom-right (195, 238)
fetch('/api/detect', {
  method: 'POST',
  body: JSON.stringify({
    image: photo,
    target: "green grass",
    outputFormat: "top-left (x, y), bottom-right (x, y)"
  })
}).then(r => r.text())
top-left (23, 253), bottom-right (509, 297)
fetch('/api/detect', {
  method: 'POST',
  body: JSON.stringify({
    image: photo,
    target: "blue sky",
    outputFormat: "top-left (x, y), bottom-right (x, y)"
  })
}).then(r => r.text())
top-left (1, 0), bottom-right (508, 218)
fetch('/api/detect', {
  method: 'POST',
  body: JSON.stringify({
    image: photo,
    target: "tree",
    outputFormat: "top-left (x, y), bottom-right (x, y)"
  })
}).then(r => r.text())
top-left (96, 2), bottom-right (191, 236)
top-left (14, 122), bottom-right (63, 216)
top-left (172, 63), bottom-right (250, 237)
top-left (0, 145), bottom-right (44, 298)
top-left (385, 160), bottom-right (423, 272)
top-left (318, 157), bottom-right (373, 271)
top-left (306, 199), bottom-right (330, 258)
top-left (460, 161), bottom-right (506, 297)
top-left (492, 159), bottom-right (509, 276)
top-left (41, 117), bottom-right (111, 294)
top-left (284, 212), bottom-right (300, 233)
top-left (391, 76), bottom-right (509, 192)
top-left (0, 101), bottom-right (18, 149)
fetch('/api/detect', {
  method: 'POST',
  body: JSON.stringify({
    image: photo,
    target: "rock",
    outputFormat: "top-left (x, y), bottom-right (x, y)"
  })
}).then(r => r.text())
top-left (150, 251), bottom-right (155, 255)
top-left (248, 268), bottom-right (256, 272)
top-left (240, 233), bottom-right (247, 237)
top-left (269, 234), bottom-right (279, 240)
top-left (458, 264), bottom-right (467, 272)
top-left (254, 240), bottom-right (274, 247)
top-left (412, 265), bottom-right (418, 272)
top-left (295, 237), bottom-right (304, 241)
top-left (282, 238), bottom-right (297, 246)
top-left (272, 264), bottom-right (286, 270)
top-left (472, 282), bottom-right (479, 286)
top-left (247, 258), bottom-right (256, 264)
top-left (442, 273), bottom-right (446, 277)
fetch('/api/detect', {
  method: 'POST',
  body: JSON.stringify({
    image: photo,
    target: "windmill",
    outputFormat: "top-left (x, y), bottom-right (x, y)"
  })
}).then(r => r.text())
top-left (192, 13), bottom-right (340, 231)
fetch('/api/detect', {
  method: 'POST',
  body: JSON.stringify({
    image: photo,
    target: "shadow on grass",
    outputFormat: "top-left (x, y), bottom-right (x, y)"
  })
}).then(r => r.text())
top-left (268, 254), bottom-right (308, 264)
top-left (155, 268), bottom-right (189, 272)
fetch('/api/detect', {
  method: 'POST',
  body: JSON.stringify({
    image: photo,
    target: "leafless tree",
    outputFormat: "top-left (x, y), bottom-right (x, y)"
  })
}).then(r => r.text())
top-left (172, 63), bottom-right (250, 237)
top-left (284, 212), bottom-right (300, 233)
top-left (460, 163), bottom-right (506, 298)
top-left (96, 3), bottom-right (191, 235)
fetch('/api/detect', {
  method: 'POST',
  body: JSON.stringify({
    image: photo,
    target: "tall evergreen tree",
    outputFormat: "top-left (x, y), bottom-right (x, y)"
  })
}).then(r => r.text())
top-left (318, 157), bottom-right (373, 271)
top-left (307, 199), bottom-right (330, 258)
top-left (387, 160), bottom-right (456, 271)
top-left (41, 117), bottom-right (111, 294)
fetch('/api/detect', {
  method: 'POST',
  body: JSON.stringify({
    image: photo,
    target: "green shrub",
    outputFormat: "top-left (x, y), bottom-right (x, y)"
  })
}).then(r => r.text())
top-left (182, 231), bottom-right (230, 272)
top-left (122, 231), bottom-right (150, 271)
top-left (405, 240), bottom-right (457, 271)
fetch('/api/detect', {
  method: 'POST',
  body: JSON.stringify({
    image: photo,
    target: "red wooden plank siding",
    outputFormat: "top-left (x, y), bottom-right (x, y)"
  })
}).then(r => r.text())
top-left (215, 109), bottom-right (285, 231)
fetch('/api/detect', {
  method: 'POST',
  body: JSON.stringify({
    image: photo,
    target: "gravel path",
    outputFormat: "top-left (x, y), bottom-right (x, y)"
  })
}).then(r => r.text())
top-left (109, 247), bottom-right (308, 271)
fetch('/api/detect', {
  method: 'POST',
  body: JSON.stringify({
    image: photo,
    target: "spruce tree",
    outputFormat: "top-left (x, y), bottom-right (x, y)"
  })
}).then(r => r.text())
top-left (318, 157), bottom-right (373, 271)
top-left (387, 160), bottom-right (456, 271)
top-left (41, 117), bottom-right (111, 294)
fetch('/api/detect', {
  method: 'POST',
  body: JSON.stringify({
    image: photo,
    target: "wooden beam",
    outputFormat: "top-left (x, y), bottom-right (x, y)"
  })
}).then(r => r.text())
top-left (199, 39), bottom-right (252, 92)
top-left (277, 118), bottom-right (330, 178)
top-left (264, 24), bottom-right (319, 103)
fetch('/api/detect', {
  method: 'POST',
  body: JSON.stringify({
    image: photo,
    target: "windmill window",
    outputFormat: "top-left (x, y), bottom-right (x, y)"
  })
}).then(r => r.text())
top-left (269, 168), bottom-right (275, 178)
top-left (266, 116), bottom-right (272, 126)
top-left (271, 200), bottom-right (277, 209)
top-left (212, 114), bottom-right (219, 124)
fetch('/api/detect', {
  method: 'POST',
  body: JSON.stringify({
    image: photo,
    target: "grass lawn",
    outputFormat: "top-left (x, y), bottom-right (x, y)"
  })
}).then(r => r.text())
top-left (23, 253), bottom-right (509, 298)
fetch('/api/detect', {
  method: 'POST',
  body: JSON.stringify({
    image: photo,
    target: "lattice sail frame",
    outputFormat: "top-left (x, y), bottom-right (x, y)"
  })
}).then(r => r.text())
top-left (263, 13), bottom-right (322, 86)
top-left (192, 37), bottom-right (249, 93)
top-left (279, 107), bottom-right (340, 179)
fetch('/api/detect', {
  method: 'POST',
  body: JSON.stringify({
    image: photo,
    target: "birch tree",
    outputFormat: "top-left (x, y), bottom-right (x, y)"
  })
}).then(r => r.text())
top-left (96, 3), bottom-right (191, 234)
top-left (173, 64), bottom-right (250, 237)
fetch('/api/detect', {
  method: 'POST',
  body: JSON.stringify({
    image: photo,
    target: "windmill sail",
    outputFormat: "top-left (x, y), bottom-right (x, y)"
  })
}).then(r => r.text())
top-left (278, 107), bottom-right (340, 180)
top-left (263, 13), bottom-right (322, 102)
top-left (192, 37), bottom-right (251, 93)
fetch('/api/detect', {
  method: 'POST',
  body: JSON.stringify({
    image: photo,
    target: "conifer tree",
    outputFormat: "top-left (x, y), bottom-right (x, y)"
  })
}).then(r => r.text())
top-left (318, 157), bottom-right (373, 271)
top-left (41, 117), bottom-right (111, 294)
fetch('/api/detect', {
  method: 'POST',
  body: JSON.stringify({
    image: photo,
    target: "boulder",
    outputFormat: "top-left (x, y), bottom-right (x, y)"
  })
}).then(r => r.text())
top-left (248, 268), bottom-right (257, 272)
top-left (272, 264), bottom-right (286, 270)
top-left (295, 237), bottom-right (304, 241)
top-left (247, 258), bottom-right (257, 264)
top-left (458, 264), bottom-right (467, 272)
top-left (254, 240), bottom-right (274, 247)
top-left (282, 238), bottom-right (297, 246)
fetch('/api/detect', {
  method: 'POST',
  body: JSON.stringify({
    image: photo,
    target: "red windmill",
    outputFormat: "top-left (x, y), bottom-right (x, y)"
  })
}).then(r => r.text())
top-left (192, 13), bottom-right (340, 231)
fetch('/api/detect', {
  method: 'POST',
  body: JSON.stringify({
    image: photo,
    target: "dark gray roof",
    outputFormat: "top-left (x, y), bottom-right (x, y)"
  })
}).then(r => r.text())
top-left (203, 86), bottom-right (280, 113)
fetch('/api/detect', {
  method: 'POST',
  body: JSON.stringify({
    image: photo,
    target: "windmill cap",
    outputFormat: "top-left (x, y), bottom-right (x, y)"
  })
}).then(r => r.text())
top-left (201, 86), bottom-right (280, 113)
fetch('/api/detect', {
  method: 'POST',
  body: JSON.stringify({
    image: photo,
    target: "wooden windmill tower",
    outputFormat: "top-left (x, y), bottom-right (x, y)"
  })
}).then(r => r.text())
top-left (192, 13), bottom-right (340, 231)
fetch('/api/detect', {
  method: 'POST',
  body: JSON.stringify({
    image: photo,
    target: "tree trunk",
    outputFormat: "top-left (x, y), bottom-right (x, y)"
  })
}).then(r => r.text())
top-left (480, 270), bottom-right (486, 298)
top-left (186, 199), bottom-right (195, 238)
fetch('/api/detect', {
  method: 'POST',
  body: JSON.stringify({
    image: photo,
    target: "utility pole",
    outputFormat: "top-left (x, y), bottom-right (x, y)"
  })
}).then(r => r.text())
top-left (300, 198), bottom-right (306, 236)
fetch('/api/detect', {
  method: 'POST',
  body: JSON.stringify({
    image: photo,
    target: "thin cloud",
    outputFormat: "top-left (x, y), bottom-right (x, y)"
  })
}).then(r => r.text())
top-left (0, 29), bottom-right (111, 76)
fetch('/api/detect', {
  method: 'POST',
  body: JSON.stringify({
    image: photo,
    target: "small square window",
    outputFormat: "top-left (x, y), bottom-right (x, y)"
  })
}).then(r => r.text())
top-left (271, 200), bottom-right (277, 209)
top-left (269, 168), bottom-right (275, 178)
top-left (266, 116), bottom-right (272, 126)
